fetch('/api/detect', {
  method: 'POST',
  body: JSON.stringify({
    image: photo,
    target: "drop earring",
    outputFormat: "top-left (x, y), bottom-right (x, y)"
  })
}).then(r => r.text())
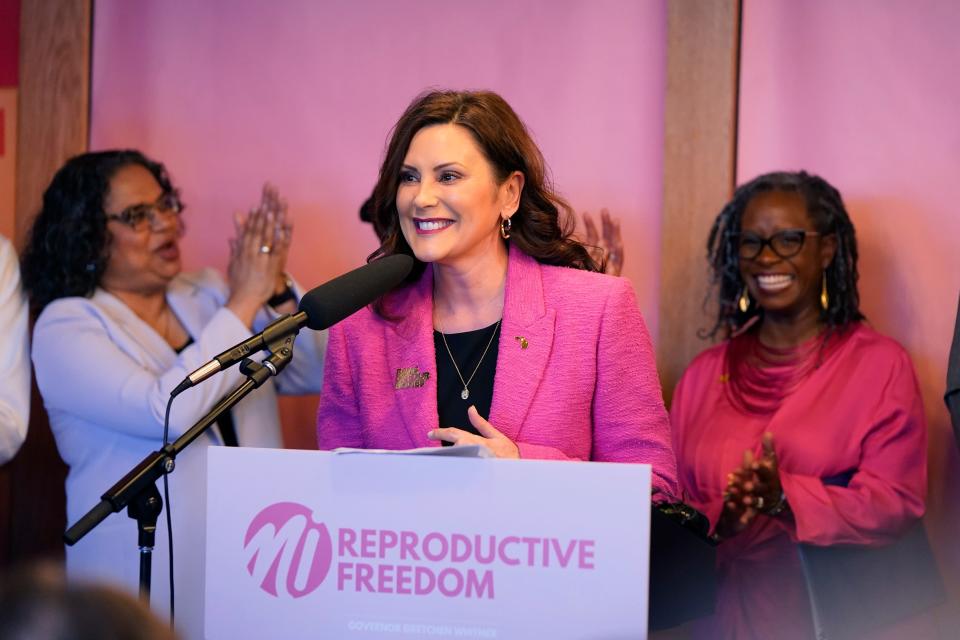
top-left (820, 272), bottom-right (829, 310)
top-left (738, 287), bottom-right (750, 313)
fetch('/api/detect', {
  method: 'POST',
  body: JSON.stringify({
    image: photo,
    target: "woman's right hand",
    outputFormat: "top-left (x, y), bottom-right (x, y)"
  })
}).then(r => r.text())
top-left (715, 450), bottom-right (760, 540)
top-left (226, 183), bottom-right (291, 327)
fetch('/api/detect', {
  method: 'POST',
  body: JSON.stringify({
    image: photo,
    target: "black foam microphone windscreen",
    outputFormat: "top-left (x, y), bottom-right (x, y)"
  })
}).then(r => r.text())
top-left (298, 253), bottom-right (414, 330)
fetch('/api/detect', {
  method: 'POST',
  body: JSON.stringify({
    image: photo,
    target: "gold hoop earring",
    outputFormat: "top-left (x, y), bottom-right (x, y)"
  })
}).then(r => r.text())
top-left (820, 272), bottom-right (829, 310)
top-left (500, 216), bottom-right (512, 239)
top-left (738, 287), bottom-right (750, 313)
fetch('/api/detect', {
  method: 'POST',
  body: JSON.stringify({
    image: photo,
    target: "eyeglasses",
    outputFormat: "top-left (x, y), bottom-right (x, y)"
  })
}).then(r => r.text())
top-left (106, 192), bottom-right (183, 231)
top-left (732, 229), bottom-right (822, 260)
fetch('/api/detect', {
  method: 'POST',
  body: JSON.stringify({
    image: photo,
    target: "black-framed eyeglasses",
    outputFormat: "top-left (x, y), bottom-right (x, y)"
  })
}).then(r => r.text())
top-left (106, 192), bottom-right (183, 231)
top-left (731, 229), bottom-right (822, 260)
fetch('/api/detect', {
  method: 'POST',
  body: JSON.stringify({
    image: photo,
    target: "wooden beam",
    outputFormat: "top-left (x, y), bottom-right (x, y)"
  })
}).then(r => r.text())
top-left (659, 0), bottom-right (741, 405)
top-left (15, 0), bottom-right (90, 244)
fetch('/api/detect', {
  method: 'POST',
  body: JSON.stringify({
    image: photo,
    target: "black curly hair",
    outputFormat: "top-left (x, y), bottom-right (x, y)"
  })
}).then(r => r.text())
top-left (20, 150), bottom-right (177, 313)
top-left (704, 170), bottom-right (864, 339)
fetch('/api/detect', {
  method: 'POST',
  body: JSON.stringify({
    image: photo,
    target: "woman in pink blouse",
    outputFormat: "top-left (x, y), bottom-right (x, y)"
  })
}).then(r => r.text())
top-left (671, 171), bottom-right (928, 639)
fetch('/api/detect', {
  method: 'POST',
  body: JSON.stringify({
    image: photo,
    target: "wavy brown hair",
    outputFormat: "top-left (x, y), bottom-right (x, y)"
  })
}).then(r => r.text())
top-left (369, 90), bottom-right (600, 297)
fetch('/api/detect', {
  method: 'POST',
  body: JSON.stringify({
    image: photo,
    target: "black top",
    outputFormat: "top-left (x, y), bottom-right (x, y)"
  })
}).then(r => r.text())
top-left (175, 338), bottom-right (238, 447)
top-left (433, 321), bottom-right (501, 444)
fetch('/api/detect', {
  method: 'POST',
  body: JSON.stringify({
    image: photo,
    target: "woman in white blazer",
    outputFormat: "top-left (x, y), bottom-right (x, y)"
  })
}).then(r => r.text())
top-left (21, 150), bottom-right (326, 637)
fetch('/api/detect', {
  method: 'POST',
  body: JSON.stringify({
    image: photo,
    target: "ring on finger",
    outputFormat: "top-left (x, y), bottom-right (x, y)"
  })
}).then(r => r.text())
top-left (259, 244), bottom-right (272, 254)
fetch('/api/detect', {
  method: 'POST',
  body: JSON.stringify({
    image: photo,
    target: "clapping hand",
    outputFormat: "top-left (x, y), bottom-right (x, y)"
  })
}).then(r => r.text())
top-left (582, 208), bottom-right (623, 276)
top-left (226, 183), bottom-right (294, 326)
top-left (743, 433), bottom-right (783, 513)
top-left (717, 453), bottom-right (759, 539)
top-left (716, 433), bottom-right (783, 540)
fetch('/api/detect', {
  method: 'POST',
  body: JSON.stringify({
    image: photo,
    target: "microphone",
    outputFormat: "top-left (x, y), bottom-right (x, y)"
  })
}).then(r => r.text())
top-left (172, 254), bottom-right (413, 396)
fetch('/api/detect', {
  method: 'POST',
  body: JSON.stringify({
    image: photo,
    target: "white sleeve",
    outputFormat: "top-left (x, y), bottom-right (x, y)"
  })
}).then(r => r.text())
top-left (0, 237), bottom-right (30, 464)
top-left (252, 275), bottom-right (327, 396)
top-left (32, 300), bottom-right (256, 441)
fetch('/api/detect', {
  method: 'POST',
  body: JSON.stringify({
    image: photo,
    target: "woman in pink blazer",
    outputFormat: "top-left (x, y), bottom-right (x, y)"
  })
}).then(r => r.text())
top-left (317, 90), bottom-right (677, 499)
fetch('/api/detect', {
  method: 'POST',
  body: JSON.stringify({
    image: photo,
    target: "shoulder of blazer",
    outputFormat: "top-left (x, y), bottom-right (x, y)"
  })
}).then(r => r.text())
top-left (538, 262), bottom-right (629, 308)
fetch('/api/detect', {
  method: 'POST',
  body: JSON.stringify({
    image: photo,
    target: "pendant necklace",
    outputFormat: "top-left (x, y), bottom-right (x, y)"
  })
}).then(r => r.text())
top-left (437, 318), bottom-right (502, 401)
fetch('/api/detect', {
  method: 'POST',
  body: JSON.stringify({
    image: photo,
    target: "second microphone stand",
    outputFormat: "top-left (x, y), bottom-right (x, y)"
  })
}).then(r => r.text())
top-left (63, 331), bottom-right (299, 604)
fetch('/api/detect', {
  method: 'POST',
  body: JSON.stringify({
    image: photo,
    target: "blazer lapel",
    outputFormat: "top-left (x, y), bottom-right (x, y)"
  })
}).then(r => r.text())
top-left (489, 246), bottom-right (555, 443)
top-left (164, 276), bottom-right (210, 342)
top-left (98, 279), bottom-right (230, 446)
top-left (92, 287), bottom-right (176, 370)
top-left (387, 267), bottom-right (440, 447)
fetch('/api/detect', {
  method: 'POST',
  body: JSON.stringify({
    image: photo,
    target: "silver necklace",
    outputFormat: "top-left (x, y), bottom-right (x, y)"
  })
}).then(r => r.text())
top-left (437, 319), bottom-right (502, 401)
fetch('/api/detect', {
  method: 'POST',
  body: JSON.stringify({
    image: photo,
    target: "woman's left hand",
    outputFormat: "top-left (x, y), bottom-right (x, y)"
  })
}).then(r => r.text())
top-left (257, 183), bottom-right (293, 280)
top-left (236, 183), bottom-right (296, 313)
top-left (741, 432), bottom-right (783, 514)
top-left (427, 406), bottom-right (520, 459)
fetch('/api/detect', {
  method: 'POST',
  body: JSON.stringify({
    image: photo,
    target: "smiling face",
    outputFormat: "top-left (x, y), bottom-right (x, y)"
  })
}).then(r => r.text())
top-left (739, 190), bottom-right (836, 318)
top-left (395, 123), bottom-right (522, 270)
top-left (99, 163), bottom-right (183, 296)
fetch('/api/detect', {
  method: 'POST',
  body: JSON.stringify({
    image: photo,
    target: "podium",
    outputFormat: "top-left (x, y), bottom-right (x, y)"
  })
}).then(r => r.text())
top-left (204, 447), bottom-right (714, 639)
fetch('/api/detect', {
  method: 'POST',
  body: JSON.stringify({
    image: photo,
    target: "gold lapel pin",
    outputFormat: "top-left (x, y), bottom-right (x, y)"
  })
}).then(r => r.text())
top-left (515, 336), bottom-right (529, 350)
top-left (395, 367), bottom-right (430, 389)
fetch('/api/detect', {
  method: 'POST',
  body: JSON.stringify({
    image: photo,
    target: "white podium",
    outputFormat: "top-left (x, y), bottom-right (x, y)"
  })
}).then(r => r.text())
top-left (205, 447), bottom-right (651, 639)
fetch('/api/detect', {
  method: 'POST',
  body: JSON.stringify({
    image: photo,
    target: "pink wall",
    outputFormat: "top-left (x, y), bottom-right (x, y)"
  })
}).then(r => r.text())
top-left (90, 0), bottom-right (667, 336)
top-left (739, 0), bottom-right (960, 629)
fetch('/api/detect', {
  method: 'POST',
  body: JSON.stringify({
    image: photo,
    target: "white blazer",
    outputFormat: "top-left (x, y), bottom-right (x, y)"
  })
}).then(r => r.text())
top-left (0, 234), bottom-right (30, 464)
top-left (32, 269), bottom-right (326, 638)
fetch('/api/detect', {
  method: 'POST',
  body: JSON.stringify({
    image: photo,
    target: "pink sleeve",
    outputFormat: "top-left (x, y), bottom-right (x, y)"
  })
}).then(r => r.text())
top-left (669, 366), bottom-right (723, 521)
top-left (316, 323), bottom-right (364, 450)
top-left (591, 278), bottom-right (679, 500)
top-left (778, 349), bottom-right (927, 546)
top-left (668, 370), bottom-right (690, 480)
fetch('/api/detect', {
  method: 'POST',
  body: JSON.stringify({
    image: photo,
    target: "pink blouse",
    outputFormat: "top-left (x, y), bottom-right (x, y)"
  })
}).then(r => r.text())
top-left (671, 323), bottom-right (927, 639)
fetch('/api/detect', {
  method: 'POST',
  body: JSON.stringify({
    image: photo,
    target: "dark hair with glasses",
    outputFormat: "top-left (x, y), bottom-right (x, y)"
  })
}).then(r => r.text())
top-left (703, 170), bottom-right (864, 339)
top-left (21, 149), bottom-right (178, 312)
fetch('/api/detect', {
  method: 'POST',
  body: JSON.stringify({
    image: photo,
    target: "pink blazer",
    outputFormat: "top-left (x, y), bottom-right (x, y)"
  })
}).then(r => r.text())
top-left (317, 246), bottom-right (678, 498)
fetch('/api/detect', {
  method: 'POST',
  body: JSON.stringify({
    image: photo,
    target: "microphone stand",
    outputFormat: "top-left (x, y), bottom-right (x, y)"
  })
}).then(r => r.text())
top-left (63, 332), bottom-right (299, 604)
